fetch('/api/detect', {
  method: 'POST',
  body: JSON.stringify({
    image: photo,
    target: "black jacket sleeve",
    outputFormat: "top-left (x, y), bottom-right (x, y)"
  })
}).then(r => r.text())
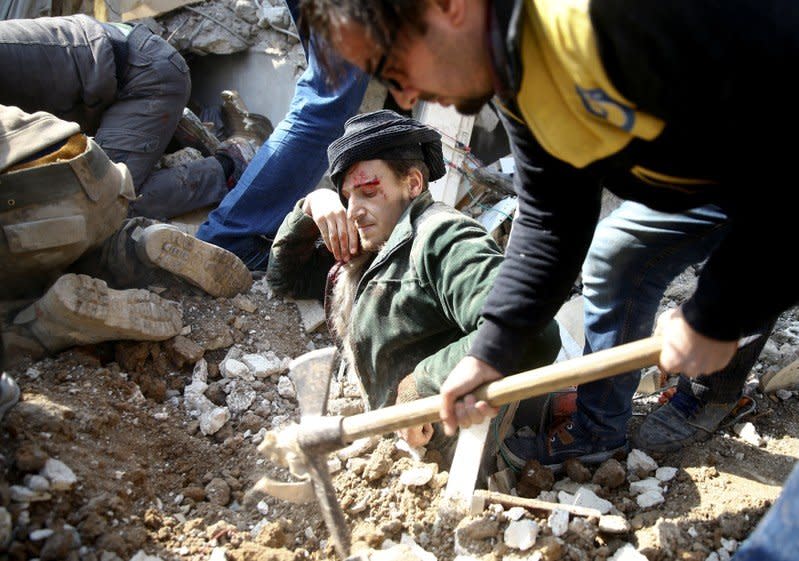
top-left (468, 104), bottom-right (602, 374)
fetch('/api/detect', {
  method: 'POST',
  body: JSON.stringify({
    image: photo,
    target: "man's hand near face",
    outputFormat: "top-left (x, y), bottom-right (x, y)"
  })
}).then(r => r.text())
top-left (302, 189), bottom-right (360, 262)
top-left (439, 356), bottom-right (501, 436)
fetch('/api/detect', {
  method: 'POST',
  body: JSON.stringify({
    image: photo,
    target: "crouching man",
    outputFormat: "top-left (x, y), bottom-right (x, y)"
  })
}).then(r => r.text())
top-left (267, 110), bottom-right (559, 470)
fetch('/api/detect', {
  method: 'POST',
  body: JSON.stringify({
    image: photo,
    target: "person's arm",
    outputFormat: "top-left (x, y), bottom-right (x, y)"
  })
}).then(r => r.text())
top-left (265, 197), bottom-right (334, 299)
top-left (439, 104), bottom-right (602, 434)
top-left (592, 0), bottom-right (798, 373)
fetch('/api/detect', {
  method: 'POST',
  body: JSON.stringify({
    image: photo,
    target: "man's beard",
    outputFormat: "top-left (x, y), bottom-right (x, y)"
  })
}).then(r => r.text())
top-left (454, 93), bottom-right (494, 115)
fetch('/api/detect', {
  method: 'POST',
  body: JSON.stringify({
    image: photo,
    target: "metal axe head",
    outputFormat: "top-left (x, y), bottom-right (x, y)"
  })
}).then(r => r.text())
top-left (250, 346), bottom-right (353, 559)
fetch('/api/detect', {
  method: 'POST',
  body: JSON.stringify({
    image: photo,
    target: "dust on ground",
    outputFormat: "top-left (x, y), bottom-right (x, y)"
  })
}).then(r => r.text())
top-left (1, 274), bottom-right (798, 561)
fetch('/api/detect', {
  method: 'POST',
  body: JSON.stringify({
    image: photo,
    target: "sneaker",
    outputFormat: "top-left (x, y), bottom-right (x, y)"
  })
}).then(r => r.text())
top-left (0, 372), bottom-right (20, 420)
top-left (632, 389), bottom-right (739, 454)
top-left (11, 274), bottom-right (183, 354)
top-left (215, 136), bottom-right (257, 188)
top-left (500, 416), bottom-right (628, 472)
top-left (134, 224), bottom-right (253, 297)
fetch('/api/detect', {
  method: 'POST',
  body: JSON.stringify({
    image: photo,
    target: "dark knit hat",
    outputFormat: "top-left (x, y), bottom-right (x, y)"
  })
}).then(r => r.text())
top-left (328, 110), bottom-right (446, 192)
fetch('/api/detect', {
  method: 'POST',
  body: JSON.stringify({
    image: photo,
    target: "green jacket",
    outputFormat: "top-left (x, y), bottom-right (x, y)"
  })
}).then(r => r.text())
top-left (267, 190), bottom-right (559, 410)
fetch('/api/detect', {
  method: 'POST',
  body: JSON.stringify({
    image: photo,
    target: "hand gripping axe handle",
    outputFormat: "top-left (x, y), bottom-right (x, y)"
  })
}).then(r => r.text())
top-left (256, 336), bottom-right (663, 559)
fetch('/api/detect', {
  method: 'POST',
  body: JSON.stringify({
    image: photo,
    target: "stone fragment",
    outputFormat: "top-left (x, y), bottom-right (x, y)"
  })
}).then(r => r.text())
top-left (205, 478), bottom-right (231, 506)
top-left (593, 458), bottom-right (626, 489)
top-left (400, 466), bottom-right (435, 487)
top-left (291, 299), bottom-right (326, 332)
top-left (200, 407), bottom-right (230, 435)
top-left (517, 459), bottom-right (555, 498)
top-left (232, 294), bottom-right (257, 313)
top-left (629, 478), bottom-right (662, 495)
top-left (609, 544), bottom-right (648, 561)
top-left (41, 458), bottom-right (77, 491)
top-left (733, 422), bottom-right (763, 446)
top-left (627, 449), bottom-right (658, 475)
top-left (547, 509), bottom-right (569, 537)
top-left (24, 474), bottom-right (50, 492)
top-left (226, 384), bottom-right (257, 414)
top-left (504, 519), bottom-right (539, 551)
top-left (564, 458), bottom-right (592, 483)
top-left (130, 552), bottom-right (165, 561)
top-left (164, 335), bottom-right (204, 367)
top-left (572, 487), bottom-right (612, 514)
top-left (277, 376), bottom-right (296, 399)
top-left (655, 467), bottom-right (678, 482)
top-left (599, 514), bottom-right (630, 534)
top-left (10, 484), bottom-right (50, 502)
top-left (14, 442), bottom-right (48, 472)
top-left (455, 515), bottom-right (500, 542)
top-left (222, 358), bottom-right (253, 381)
top-left (636, 490), bottom-right (665, 508)
top-left (503, 507), bottom-right (526, 521)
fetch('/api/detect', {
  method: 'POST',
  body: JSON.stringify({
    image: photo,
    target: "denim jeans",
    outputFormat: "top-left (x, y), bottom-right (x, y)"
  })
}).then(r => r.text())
top-left (578, 201), bottom-right (773, 439)
top-left (732, 462), bottom-right (799, 561)
top-left (196, 0), bottom-right (370, 270)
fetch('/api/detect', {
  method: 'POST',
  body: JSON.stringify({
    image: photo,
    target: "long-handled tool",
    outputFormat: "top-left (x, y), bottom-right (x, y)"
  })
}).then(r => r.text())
top-left (253, 336), bottom-right (662, 559)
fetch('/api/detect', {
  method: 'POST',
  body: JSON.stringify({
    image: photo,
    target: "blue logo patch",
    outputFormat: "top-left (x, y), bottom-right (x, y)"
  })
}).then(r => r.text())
top-left (575, 86), bottom-right (635, 132)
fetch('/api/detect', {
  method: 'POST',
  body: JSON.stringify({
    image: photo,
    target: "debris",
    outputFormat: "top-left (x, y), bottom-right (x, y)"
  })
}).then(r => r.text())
top-left (626, 449), bottom-right (658, 475)
top-left (608, 544), bottom-right (648, 561)
top-left (547, 509), bottom-right (569, 537)
top-left (41, 458), bottom-right (77, 491)
top-left (504, 519), bottom-right (539, 551)
top-left (399, 466), bottom-right (435, 487)
top-left (734, 422), bottom-right (763, 446)
top-left (290, 298), bottom-right (327, 333)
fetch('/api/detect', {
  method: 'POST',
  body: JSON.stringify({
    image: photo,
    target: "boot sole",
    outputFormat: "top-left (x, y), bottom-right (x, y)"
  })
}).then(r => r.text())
top-left (30, 274), bottom-right (183, 349)
top-left (138, 225), bottom-right (252, 298)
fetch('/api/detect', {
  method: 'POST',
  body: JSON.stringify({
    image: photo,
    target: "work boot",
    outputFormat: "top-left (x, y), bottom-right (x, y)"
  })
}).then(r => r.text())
top-left (220, 89), bottom-right (273, 145)
top-left (632, 389), bottom-right (748, 454)
top-left (0, 372), bottom-right (20, 421)
top-left (500, 415), bottom-right (628, 472)
top-left (215, 136), bottom-right (257, 189)
top-left (173, 107), bottom-right (222, 156)
top-left (8, 274), bottom-right (183, 355)
top-left (134, 224), bottom-right (252, 297)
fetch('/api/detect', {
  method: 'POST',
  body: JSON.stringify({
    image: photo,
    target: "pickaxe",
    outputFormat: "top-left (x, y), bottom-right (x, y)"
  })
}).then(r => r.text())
top-left (251, 336), bottom-right (663, 559)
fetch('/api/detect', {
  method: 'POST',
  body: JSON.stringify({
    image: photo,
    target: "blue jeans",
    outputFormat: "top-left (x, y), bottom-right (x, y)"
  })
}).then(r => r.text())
top-left (578, 202), bottom-right (771, 439)
top-left (732, 462), bottom-right (799, 561)
top-left (196, 0), bottom-right (369, 270)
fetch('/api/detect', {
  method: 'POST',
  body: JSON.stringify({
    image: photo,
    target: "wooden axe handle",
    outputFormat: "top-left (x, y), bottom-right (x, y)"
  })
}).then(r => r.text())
top-left (341, 335), bottom-right (662, 443)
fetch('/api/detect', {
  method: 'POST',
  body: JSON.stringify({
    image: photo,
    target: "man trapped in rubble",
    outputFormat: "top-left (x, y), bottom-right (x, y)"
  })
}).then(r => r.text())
top-left (266, 110), bottom-right (559, 464)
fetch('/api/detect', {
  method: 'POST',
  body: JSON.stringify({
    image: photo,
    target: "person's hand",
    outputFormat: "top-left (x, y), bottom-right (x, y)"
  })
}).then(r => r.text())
top-left (397, 423), bottom-right (434, 447)
top-left (302, 189), bottom-right (359, 262)
top-left (439, 356), bottom-right (502, 436)
top-left (655, 307), bottom-right (738, 377)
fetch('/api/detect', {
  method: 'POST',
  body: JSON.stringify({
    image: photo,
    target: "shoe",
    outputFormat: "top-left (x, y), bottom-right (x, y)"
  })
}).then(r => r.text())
top-left (173, 107), bottom-right (222, 156)
top-left (220, 90), bottom-right (273, 145)
top-left (11, 274), bottom-right (183, 353)
top-left (632, 389), bottom-right (740, 454)
top-left (0, 372), bottom-right (20, 420)
top-left (500, 416), bottom-right (628, 472)
top-left (134, 224), bottom-right (253, 297)
top-left (215, 136), bottom-right (257, 188)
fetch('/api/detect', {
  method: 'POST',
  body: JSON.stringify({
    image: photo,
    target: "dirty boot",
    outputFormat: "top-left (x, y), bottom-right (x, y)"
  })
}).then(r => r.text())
top-left (220, 89), bottom-right (273, 145)
top-left (0, 372), bottom-right (20, 421)
top-left (173, 107), bottom-right (222, 156)
top-left (632, 389), bottom-right (741, 454)
top-left (134, 224), bottom-right (252, 297)
top-left (215, 135), bottom-right (257, 189)
top-left (10, 273), bottom-right (183, 354)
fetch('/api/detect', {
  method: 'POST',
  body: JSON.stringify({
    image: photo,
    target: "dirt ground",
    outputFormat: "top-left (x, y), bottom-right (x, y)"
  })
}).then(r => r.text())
top-left (1, 271), bottom-right (798, 561)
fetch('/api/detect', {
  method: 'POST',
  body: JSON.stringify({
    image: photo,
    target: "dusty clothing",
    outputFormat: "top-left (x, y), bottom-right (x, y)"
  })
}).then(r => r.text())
top-left (268, 190), bottom-right (560, 410)
top-left (0, 104), bottom-right (134, 298)
top-left (472, 0), bottom-right (798, 373)
top-left (0, 15), bottom-right (228, 219)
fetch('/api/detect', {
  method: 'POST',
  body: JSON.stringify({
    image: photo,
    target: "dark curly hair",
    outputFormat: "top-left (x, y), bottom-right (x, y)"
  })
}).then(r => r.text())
top-left (298, 0), bottom-right (431, 81)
